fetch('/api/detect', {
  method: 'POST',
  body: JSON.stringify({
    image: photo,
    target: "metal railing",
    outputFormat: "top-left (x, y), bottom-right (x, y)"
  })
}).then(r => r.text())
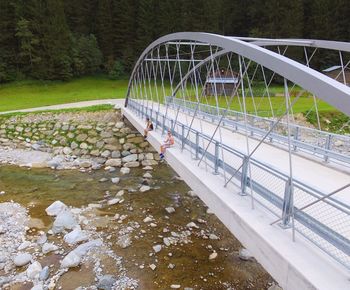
top-left (165, 97), bottom-right (350, 165)
top-left (127, 98), bottom-right (350, 269)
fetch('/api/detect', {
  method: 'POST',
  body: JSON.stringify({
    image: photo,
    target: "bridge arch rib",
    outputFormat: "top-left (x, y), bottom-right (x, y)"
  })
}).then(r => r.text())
top-left (126, 32), bottom-right (350, 116)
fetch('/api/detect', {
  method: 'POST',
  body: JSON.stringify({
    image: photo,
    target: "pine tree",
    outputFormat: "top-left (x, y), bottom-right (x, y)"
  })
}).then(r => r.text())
top-left (0, 0), bottom-right (19, 82)
top-left (15, 18), bottom-right (41, 73)
top-left (96, 0), bottom-right (115, 69)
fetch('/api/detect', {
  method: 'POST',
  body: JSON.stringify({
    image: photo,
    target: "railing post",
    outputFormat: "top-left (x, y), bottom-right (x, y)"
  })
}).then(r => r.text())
top-left (181, 124), bottom-right (185, 150)
top-left (213, 141), bottom-right (220, 175)
top-left (195, 131), bottom-right (200, 160)
top-left (162, 115), bottom-right (165, 134)
top-left (170, 119), bottom-right (174, 133)
top-left (280, 177), bottom-right (294, 229)
top-left (293, 126), bottom-right (300, 151)
top-left (155, 111), bottom-right (159, 129)
top-left (324, 134), bottom-right (332, 162)
top-left (239, 156), bottom-right (249, 196)
top-left (269, 120), bottom-right (274, 142)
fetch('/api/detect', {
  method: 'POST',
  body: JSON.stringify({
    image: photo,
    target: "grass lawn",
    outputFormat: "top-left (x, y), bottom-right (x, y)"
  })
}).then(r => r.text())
top-left (0, 76), bottom-right (128, 112)
top-left (0, 75), bottom-right (338, 118)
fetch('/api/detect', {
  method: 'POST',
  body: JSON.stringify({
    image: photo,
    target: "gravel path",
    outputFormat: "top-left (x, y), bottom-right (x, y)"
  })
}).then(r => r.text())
top-left (0, 99), bottom-right (125, 115)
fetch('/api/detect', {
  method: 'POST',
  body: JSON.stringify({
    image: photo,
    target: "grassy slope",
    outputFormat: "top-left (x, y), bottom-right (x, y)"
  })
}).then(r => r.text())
top-left (0, 76), bottom-right (128, 112)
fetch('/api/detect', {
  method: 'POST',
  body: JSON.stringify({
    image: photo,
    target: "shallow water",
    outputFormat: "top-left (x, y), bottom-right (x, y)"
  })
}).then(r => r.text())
top-left (0, 164), bottom-right (273, 290)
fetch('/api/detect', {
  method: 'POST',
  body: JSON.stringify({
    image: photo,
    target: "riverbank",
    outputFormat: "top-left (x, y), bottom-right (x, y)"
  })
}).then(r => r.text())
top-left (0, 106), bottom-right (278, 289)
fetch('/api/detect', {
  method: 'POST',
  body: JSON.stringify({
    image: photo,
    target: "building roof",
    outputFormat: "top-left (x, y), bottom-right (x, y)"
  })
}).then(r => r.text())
top-left (206, 77), bottom-right (239, 84)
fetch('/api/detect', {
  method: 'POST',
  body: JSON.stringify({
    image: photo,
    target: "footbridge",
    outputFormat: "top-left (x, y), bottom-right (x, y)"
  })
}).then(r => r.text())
top-left (121, 32), bottom-right (350, 290)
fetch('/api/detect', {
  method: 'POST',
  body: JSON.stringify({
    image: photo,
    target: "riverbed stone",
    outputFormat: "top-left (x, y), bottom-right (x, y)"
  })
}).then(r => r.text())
top-left (120, 167), bottom-right (130, 175)
top-left (42, 243), bottom-right (59, 254)
top-left (52, 210), bottom-right (78, 234)
top-left (143, 172), bottom-right (152, 179)
top-left (64, 228), bottom-right (88, 245)
top-left (153, 244), bottom-right (162, 253)
top-left (111, 177), bottom-right (120, 184)
top-left (27, 261), bottom-right (42, 279)
top-left (46, 201), bottom-right (67, 216)
top-left (39, 266), bottom-right (50, 281)
top-left (97, 275), bottom-right (117, 290)
top-left (61, 251), bottom-right (81, 268)
top-left (107, 198), bottom-right (121, 205)
top-left (13, 253), bottom-right (32, 267)
top-left (140, 185), bottom-right (151, 192)
top-left (209, 252), bottom-right (218, 260)
top-left (165, 207), bottom-right (175, 214)
top-left (239, 248), bottom-right (254, 261)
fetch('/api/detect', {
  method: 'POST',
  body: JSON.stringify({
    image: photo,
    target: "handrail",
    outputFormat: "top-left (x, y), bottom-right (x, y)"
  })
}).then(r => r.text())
top-left (165, 97), bottom-right (350, 165)
top-left (270, 183), bottom-right (350, 226)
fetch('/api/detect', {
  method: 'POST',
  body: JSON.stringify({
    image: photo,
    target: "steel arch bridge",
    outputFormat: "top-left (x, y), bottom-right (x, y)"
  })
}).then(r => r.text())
top-left (123, 32), bottom-right (350, 289)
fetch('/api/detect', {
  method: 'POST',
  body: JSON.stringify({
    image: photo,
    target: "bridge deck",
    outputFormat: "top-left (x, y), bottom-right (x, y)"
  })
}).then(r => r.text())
top-left (123, 104), bottom-right (350, 290)
top-left (153, 102), bottom-right (350, 203)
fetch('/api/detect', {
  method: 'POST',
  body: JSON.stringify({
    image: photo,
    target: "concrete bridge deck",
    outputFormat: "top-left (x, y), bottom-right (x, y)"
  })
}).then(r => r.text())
top-left (122, 103), bottom-right (350, 290)
top-left (140, 101), bottom-right (350, 204)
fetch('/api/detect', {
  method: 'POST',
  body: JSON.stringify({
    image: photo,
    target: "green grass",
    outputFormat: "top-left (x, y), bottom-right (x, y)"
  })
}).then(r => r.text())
top-left (0, 76), bottom-right (128, 112)
top-left (0, 76), bottom-right (339, 119)
top-left (186, 95), bottom-right (334, 117)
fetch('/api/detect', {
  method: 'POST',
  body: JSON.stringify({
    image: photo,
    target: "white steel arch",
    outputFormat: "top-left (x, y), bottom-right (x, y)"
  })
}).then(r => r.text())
top-left (126, 32), bottom-right (350, 116)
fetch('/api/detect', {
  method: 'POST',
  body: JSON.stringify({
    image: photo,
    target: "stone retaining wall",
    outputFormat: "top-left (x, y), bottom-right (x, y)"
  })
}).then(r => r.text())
top-left (0, 109), bottom-right (159, 169)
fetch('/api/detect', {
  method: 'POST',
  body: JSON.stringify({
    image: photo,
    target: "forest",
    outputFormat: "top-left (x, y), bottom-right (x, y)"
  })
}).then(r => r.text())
top-left (0, 0), bottom-right (349, 83)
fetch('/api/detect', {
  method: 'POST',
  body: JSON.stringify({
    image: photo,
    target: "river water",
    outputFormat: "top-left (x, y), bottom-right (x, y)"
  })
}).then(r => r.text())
top-left (0, 164), bottom-right (273, 290)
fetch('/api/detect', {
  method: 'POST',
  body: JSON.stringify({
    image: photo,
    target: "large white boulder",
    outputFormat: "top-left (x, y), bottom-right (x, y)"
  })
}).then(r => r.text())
top-left (64, 228), bottom-right (88, 245)
top-left (27, 261), bottom-right (42, 279)
top-left (60, 251), bottom-right (81, 268)
top-left (45, 201), bottom-right (67, 216)
top-left (52, 210), bottom-right (78, 234)
top-left (13, 253), bottom-right (32, 267)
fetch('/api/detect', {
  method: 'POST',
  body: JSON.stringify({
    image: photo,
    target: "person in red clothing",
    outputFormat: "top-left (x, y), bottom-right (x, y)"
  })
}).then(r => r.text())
top-left (159, 130), bottom-right (175, 159)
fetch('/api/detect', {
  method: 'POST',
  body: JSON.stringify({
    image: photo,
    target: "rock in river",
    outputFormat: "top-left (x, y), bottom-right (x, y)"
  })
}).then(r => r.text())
top-left (45, 201), bottom-right (67, 216)
top-left (26, 261), bottom-right (42, 279)
top-left (42, 243), bottom-right (59, 254)
top-left (64, 228), bottom-right (88, 245)
top-left (52, 209), bottom-right (78, 234)
top-left (13, 253), bottom-right (32, 267)
top-left (97, 274), bottom-right (117, 290)
top-left (61, 251), bottom-right (81, 268)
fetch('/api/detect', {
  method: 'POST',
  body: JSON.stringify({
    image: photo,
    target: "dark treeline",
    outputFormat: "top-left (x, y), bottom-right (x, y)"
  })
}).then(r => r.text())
top-left (0, 0), bottom-right (349, 83)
